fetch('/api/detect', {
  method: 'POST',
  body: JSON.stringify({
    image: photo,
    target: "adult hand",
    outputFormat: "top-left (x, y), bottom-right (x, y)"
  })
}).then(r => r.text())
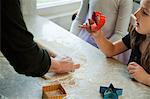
top-left (49, 56), bottom-right (80, 73)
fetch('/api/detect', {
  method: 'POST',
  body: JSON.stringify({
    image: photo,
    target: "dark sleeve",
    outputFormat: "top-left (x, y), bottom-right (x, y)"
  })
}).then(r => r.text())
top-left (122, 33), bottom-right (131, 49)
top-left (1, 0), bottom-right (51, 77)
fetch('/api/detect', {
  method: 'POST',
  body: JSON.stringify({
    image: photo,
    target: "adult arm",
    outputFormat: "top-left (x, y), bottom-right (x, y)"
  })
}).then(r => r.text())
top-left (2, 0), bottom-right (51, 77)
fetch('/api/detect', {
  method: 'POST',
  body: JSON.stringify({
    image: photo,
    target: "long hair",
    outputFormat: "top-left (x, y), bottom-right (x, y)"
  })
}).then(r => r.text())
top-left (130, 30), bottom-right (150, 73)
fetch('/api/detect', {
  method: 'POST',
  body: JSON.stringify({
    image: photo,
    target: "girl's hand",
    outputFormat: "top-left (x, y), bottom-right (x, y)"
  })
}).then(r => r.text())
top-left (127, 62), bottom-right (149, 84)
top-left (80, 20), bottom-right (104, 39)
top-left (79, 11), bottom-right (106, 38)
top-left (80, 19), bottom-right (96, 33)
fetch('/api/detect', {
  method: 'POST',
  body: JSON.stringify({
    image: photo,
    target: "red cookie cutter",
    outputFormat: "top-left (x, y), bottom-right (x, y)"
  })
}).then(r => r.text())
top-left (91, 11), bottom-right (106, 31)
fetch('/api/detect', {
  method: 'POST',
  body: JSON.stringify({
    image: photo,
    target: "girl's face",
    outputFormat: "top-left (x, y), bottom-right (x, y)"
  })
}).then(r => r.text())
top-left (134, 0), bottom-right (150, 35)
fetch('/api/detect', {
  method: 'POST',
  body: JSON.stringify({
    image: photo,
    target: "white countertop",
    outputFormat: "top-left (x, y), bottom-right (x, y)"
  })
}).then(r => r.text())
top-left (0, 15), bottom-right (149, 99)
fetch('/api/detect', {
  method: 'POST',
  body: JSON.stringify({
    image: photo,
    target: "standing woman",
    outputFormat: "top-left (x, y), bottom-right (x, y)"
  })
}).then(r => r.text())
top-left (70, 0), bottom-right (133, 64)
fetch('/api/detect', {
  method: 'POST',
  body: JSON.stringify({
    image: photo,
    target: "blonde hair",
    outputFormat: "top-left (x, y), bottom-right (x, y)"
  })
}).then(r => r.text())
top-left (130, 30), bottom-right (150, 73)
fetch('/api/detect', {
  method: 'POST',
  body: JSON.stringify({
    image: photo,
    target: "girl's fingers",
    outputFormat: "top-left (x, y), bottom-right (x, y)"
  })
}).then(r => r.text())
top-left (88, 19), bottom-right (95, 25)
top-left (80, 21), bottom-right (97, 33)
top-left (85, 23), bottom-right (92, 32)
top-left (129, 62), bottom-right (138, 66)
top-left (128, 69), bottom-right (135, 74)
top-left (128, 62), bottom-right (138, 70)
top-left (128, 64), bottom-right (136, 71)
top-left (79, 24), bottom-right (87, 28)
top-left (79, 24), bottom-right (91, 32)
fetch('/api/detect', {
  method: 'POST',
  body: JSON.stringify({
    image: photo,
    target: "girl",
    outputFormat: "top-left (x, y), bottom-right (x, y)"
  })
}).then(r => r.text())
top-left (81, 0), bottom-right (150, 86)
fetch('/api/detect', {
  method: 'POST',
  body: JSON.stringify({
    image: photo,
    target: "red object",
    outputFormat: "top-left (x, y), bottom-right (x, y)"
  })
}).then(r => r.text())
top-left (91, 11), bottom-right (106, 31)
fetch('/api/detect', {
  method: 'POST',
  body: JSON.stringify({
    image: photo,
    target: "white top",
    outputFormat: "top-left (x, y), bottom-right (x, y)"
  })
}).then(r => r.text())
top-left (70, 0), bottom-right (133, 44)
